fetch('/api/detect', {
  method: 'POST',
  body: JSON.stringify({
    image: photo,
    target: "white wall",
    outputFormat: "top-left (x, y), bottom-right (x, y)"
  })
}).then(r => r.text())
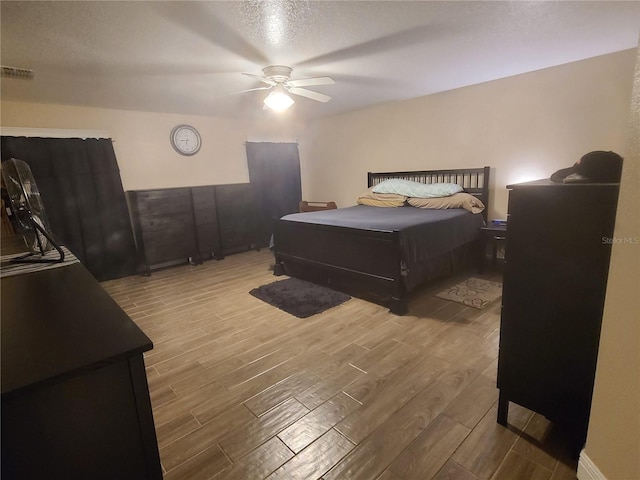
top-left (0, 101), bottom-right (302, 191)
top-left (580, 42), bottom-right (640, 480)
top-left (299, 50), bottom-right (636, 219)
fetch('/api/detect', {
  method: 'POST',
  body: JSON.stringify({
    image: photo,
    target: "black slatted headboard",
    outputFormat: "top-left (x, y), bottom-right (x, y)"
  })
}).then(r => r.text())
top-left (367, 166), bottom-right (491, 223)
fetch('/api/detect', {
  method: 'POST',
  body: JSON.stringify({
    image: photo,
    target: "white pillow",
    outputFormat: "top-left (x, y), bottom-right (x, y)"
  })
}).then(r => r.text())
top-left (372, 179), bottom-right (463, 198)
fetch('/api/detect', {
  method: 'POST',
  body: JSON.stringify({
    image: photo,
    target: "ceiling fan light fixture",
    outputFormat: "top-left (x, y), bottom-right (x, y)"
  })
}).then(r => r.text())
top-left (263, 85), bottom-right (294, 112)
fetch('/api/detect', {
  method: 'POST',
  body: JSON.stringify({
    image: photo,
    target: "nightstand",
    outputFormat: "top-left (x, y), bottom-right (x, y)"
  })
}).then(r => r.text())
top-left (479, 224), bottom-right (507, 273)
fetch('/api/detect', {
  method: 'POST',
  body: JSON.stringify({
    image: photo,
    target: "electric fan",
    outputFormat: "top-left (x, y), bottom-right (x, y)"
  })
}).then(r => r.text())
top-left (1, 158), bottom-right (64, 262)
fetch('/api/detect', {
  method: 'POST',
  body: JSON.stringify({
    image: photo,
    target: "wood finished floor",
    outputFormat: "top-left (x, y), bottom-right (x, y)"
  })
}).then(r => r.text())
top-left (101, 250), bottom-right (579, 480)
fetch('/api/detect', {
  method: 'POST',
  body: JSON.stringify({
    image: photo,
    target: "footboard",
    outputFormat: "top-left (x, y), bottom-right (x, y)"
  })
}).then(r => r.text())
top-left (273, 219), bottom-right (408, 314)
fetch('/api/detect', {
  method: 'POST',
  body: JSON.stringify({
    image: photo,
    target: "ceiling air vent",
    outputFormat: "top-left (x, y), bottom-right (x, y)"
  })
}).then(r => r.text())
top-left (1, 66), bottom-right (35, 80)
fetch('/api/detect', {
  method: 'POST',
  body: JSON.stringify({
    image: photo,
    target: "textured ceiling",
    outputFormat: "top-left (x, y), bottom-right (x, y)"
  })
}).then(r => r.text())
top-left (1, 1), bottom-right (639, 121)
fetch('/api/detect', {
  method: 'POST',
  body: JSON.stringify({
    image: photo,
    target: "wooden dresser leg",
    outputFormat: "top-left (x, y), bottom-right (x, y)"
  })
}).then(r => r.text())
top-left (389, 297), bottom-right (408, 316)
top-left (273, 262), bottom-right (284, 276)
top-left (497, 393), bottom-right (509, 426)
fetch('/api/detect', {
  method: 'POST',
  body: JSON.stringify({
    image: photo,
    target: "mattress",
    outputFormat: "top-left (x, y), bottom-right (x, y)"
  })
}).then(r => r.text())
top-left (279, 204), bottom-right (484, 266)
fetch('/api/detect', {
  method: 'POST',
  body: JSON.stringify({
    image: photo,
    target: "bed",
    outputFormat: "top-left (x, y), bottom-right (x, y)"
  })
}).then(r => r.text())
top-left (272, 167), bottom-right (490, 315)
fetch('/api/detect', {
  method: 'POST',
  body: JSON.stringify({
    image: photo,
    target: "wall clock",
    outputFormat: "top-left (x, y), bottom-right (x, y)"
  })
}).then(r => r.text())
top-left (170, 125), bottom-right (201, 156)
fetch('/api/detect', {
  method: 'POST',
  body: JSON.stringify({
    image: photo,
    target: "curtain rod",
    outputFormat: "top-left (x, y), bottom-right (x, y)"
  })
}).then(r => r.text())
top-left (0, 127), bottom-right (111, 139)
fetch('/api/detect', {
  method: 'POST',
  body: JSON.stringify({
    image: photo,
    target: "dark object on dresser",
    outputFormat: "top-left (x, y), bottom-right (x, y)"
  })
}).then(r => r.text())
top-left (1, 263), bottom-right (161, 479)
top-left (497, 179), bottom-right (619, 454)
top-left (273, 167), bottom-right (490, 315)
top-left (127, 183), bottom-right (261, 274)
top-left (550, 150), bottom-right (623, 184)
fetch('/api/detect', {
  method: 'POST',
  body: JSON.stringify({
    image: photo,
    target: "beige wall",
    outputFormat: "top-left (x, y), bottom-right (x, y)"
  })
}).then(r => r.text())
top-left (0, 101), bottom-right (301, 191)
top-left (2, 50), bottom-right (634, 214)
top-left (300, 50), bottom-right (636, 219)
top-left (582, 44), bottom-right (640, 480)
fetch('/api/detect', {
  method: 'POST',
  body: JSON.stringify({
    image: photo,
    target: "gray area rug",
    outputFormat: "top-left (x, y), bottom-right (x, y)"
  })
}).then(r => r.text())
top-left (436, 277), bottom-right (503, 309)
top-left (250, 277), bottom-right (351, 318)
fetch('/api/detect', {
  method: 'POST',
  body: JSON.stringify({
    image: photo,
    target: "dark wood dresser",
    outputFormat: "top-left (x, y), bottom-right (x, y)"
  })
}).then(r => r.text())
top-left (1, 262), bottom-right (162, 479)
top-left (190, 185), bottom-right (223, 261)
top-left (215, 183), bottom-right (262, 256)
top-left (128, 187), bottom-right (201, 274)
top-left (127, 183), bottom-right (261, 274)
top-left (497, 179), bottom-right (619, 453)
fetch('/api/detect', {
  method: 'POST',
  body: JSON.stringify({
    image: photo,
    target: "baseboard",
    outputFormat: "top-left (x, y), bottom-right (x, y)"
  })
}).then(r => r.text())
top-left (577, 450), bottom-right (608, 480)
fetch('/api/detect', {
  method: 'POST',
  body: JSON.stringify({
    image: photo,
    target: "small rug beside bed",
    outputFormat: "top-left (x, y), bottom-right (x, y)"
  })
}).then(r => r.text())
top-left (436, 277), bottom-right (502, 309)
top-left (250, 277), bottom-right (351, 318)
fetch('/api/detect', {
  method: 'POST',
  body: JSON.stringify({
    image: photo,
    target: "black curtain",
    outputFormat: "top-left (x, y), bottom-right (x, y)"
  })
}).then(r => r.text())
top-left (246, 142), bottom-right (302, 246)
top-left (1, 136), bottom-right (138, 281)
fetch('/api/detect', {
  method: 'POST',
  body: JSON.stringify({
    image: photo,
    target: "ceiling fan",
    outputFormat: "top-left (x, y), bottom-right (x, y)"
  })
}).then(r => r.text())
top-left (239, 65), bottom-right (335, 112)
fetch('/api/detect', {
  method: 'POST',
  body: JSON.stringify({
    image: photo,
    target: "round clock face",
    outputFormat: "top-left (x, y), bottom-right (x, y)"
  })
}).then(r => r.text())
top-left (170, 125), bottom-right (201, 156)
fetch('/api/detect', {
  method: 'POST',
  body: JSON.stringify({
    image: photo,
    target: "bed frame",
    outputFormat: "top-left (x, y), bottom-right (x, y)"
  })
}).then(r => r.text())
top-left (273, 166), bottom-right (490, 315)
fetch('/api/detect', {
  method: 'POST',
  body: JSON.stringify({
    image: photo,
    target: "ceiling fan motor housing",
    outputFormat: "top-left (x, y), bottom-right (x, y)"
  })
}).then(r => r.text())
top-left (263, 65), bottom-right (292, 83)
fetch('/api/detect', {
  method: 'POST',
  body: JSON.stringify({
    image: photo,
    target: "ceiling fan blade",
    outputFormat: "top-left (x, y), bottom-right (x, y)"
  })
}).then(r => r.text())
top-left (151, 3), bottom-right (269, 65)
top-left (288, 87), bottom-right (331, 103)
top-left (233, 86), bottom-right (273, 94)
top-left (297, 25), bottom-right (440, 68)
top-left (217, 86), bottom-right (272, 99)
top-left (241, 73), bottom-right (276, 86)
top-left (287, 76), bottom-right (335, 87)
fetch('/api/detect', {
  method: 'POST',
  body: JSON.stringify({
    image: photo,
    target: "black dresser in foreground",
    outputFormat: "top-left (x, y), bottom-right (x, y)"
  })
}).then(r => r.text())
top-left (1, 262), bottom-right (162, 480)
top-left (497, 179), bottom-right (619, 453)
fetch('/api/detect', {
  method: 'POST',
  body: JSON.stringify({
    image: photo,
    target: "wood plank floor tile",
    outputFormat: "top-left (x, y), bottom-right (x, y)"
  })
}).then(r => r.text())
top-left (433, 460), bottom-right (481, 480)
top-left (376, 470), bottom-right (403, 480)
top-left (354, 317), bottom-right (406, 349)
top-left (350, 338), bottom-right (420, 378)
top-left (329, 342), bottom-right (369, 365)
top-left (212, 436), bottom-right (294, 480)
top-left (388, 414), bottom-right (471, 479)
top-left (335, 354), bottom-right (451, 444)
top-left (278, 392), bottom-right (361, 453)
top-left (491, 451), bottom-right (553, 480)
top-left (325, 362), bottom-right (478, 480)
top-left (153, 379), bottom-right (226, 427)
top-left (162, 444), bottom-right (231, 480)
top-left (101, 250), bottom-right (578, 480)
top-left (266, 429), bottom-right (354, 480)
top-left (169, 356), bottom-right (246, 396)
top-left (160, 403), bottom-right (255, 471)
top-left (444, 373), bottom-right (499, 429)
top-left (219, 397), bottom-right (309, 461)
top-left (244, 371), bottom-right (322, 417)
top-left (549, 459), bottom-right (578, 480)
top-left (149, 384), bottom-right (178, 409)
top-left (390, 316), bottom-right (452, 349)
top-left (154, 411), bottom-right (201, 450)
top-left (190, 357), bottom-right (311, 425)
top-left (217, 346), bottom-right (308, 391)
top-left (196, 335), bottom-right (265, 368)
top-left (152, 338), bottom-right (232, 375)
top-left (511, 413), bottom-right (573, 472)
top-left (452, 405), bottom-right (533, 480)
top-left (294, 364), bottom-right (366, 410)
